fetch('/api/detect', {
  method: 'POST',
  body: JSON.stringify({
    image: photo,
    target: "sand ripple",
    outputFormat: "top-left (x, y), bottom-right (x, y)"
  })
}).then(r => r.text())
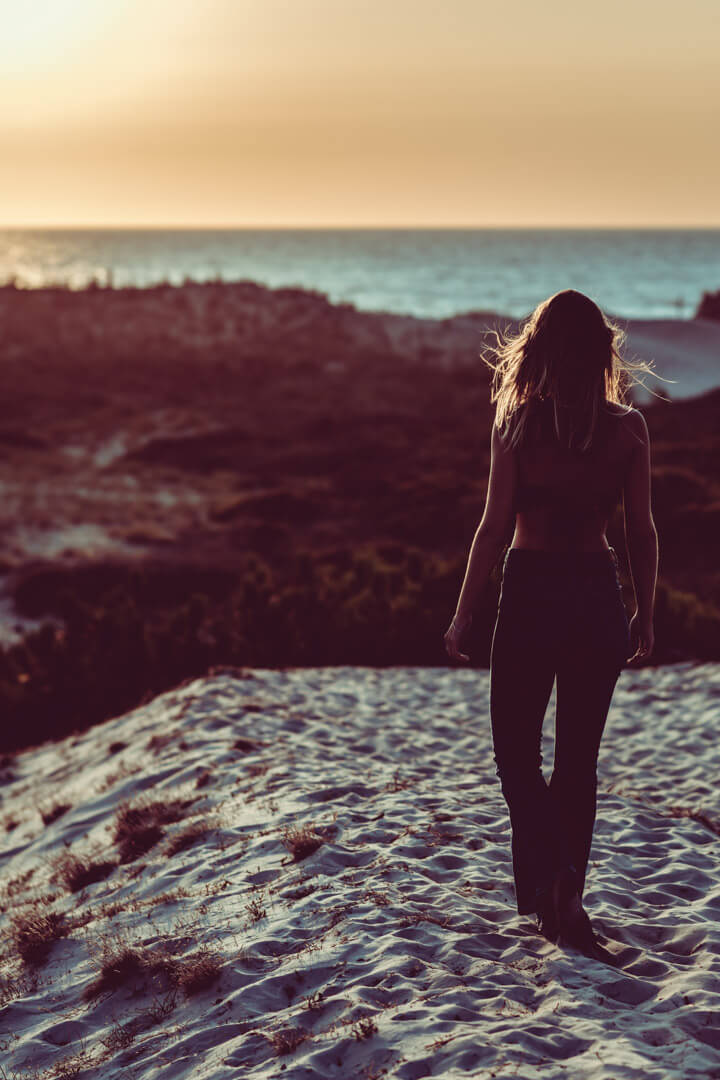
top-left (0, 661), bottom-right (718, 1078)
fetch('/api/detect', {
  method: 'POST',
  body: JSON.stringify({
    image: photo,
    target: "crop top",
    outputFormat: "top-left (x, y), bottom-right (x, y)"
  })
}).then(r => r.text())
top-left (513, 398), bottom-right (625, 521)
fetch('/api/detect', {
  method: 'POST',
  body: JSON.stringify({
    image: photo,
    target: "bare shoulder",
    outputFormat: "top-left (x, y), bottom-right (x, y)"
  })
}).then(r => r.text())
top-left (620, 406), bottom-right (649, 446)
top-left (605, 403), bottom-right (648, 447)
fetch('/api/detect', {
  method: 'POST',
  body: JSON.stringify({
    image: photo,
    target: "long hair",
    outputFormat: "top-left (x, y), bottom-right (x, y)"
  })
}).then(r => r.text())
top-left (481, 289), bottom-right (655, 452)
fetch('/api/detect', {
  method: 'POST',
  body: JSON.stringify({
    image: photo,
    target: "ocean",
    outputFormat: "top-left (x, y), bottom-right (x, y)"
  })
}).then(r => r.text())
top-left (1, 227), bottom-right (719, 322)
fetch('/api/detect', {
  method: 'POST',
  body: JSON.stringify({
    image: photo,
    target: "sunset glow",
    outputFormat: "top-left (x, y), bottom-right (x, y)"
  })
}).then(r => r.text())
top-left (2, 0), bottom-right (718, 226)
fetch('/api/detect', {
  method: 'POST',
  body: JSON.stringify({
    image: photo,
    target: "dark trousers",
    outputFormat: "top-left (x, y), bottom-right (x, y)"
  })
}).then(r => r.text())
top-left (489, 547), bottom-right (630, 916)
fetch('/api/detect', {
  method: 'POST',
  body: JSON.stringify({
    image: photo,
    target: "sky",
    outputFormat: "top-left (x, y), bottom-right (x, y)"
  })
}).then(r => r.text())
top-left (1, 0), bottom-right (719, 227)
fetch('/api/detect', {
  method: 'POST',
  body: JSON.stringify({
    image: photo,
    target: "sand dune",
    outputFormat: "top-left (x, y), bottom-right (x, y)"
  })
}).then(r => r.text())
top-left (1, 661), bottom-right (718, 1078)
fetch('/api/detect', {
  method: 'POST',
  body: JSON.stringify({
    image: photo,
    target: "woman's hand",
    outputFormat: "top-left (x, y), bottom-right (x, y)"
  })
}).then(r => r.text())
top-left (627, 611), bottom-right (654, 665)
top-left (444, 612), bottom-right (472, 663)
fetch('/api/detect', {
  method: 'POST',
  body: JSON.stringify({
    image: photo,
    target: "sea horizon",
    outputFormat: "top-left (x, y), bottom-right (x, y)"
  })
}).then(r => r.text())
top-left (1, 225), bottom-right (718, 322)
top-left (3, 223), bottom-right (720, 229)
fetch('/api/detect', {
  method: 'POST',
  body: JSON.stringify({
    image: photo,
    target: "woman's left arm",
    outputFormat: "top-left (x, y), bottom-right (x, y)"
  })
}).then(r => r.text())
top-left (443, 420), bottom-right (517, 662)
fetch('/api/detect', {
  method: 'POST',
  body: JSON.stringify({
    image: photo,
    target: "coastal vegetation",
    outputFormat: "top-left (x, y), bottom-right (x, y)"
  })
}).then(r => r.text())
top-left (1, 279), bottom-right (717, 752)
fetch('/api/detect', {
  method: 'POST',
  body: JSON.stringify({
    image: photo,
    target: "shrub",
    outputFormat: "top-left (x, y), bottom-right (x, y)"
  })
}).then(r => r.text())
top-left (10, 910), bottom-right (69, 967)
top-left (52, 850), bottom-right (117, 893)
top-left (280, 824), bottom-right (325, 862)
top-left (112, 794), bottom-right (193, 863)
top-left (40, 801), bottom-right (72, 826)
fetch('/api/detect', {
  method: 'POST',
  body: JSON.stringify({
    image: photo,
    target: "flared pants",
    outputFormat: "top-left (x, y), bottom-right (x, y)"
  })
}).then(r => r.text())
top-left (489, 546), bottom-right (631, 916)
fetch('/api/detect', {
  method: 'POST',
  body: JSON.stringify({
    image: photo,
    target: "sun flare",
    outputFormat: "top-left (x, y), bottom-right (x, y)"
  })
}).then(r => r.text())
top-left (2, 0), bottom-right (122, 74)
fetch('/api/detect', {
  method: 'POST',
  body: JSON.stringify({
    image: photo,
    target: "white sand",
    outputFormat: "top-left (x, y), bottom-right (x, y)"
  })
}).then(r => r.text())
top-left (0, 662), bottom-right (718, 1079)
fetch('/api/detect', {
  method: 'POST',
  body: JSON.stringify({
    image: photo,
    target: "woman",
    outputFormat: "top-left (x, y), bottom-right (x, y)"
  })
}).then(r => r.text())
top-left (444, 289), bottom-right (658, 959)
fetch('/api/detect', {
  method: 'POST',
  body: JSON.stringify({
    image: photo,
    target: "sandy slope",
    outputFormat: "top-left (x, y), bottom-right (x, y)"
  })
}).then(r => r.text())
top-left (0, 662), bottom-right (718, 1079)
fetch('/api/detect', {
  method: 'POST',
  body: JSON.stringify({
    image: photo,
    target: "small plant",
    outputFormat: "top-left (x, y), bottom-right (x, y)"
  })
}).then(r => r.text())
top-left (98, 899), bottom-right (125, 919)
top-left (101, 1016), bottom-right (137, 1051)
top-left (144, 986), bottom-right (179, 1023)
top-left (363, 888), bottom-right (390, 906)
top-left (1, 866), bottom-right (36, 901)
top-left (52, 849), bottom-right (117, 893)
top-left (10, 909), bottom-right (69, 967)
top-left (668, 804), bottom-right (720, 837)
top-left (280, 823), bottom-right (325, 862)
top-left (149, 887), bottom-right (191, 907)
top-left (83, 940), bottom-right (172, 1001)
top-left (98, 759), bottom-right (142, 792)
top-left (0, 968), bottom-right (40, 1008)
top-left (45, 1047), bottom-right (100, 1079)
top-left (84, 934), bottom-right (221, 1003)
top-left (146, 732), bottom-right (175, 754)
top-left (304, 989), bottom-right (324, 1011)
top-left (385, 769), bottom-right (411, 792)
top-left (40, 800), bottom-right (72, 826)
top-left (172, 946), bottom-right (223, 997)
top-left (112, 793), bottom-right (193, 863)
top-left (234, 736), bottom-right (264, 753)
top-left (246, 896), bottom-right (266, 922)
top-left (164, 820), bottom-right (212, 857)
top-left (268, 1026), bottom-right (310, 1056)
top-left (352, 1015), bottom-right (378, 1041)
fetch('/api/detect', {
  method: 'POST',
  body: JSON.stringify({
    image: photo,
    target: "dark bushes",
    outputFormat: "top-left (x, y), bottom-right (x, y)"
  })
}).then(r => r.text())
top-left (0, 541), bottom-right (717, 755)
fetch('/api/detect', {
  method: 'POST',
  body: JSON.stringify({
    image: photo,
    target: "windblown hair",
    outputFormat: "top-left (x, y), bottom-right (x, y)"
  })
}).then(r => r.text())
top-left (481, 289), bottom-right (655, 452)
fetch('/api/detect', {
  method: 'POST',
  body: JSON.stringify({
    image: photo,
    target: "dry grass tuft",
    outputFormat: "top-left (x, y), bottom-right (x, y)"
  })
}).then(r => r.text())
top-left (146, 732), bottom-right (176, 754)
top-left (97, 899), bottom-right (125, 919)
top-left (351, 1015), bottom-right (379, 1041)
top-left (668, 804), bottom-right (720, 837)
top-left (143, 986), bottom-right (180, 1022)
top-left (98, 758), bottom-right (142, 792)
top-left (233, 736), bottom-right (264, 754)
top-left (83, 942), bottom-right (162, 1001)
top-left (40, 800), bottom-right (72, 826)
top-left (164, 820), bottom-right (213, 856)
top-left (246, 896), bottom-right (266, 922)
top-left (280, 823), bottom-right (325, 862)
top-left (101, 1016), bottom-right (138, 1051)
top-left (83, 936), bottom-right (222, 1002)
top-left (268, 1025), bottom-right (311, 1055)
top-left (43, 1047), bottom-right (102, 1078)
top-left (112, 793), bottom-right (194, 863)
top-left (172, 946), bottom-right (224, 996)
top-left (148, 886), bottom-right (192, 907)
top-left (0, 867), bottom-right (36, 905)
top-left (10, 909), bottom-right (70, 967)
top-left (51, 849), bottom-right (117, 893)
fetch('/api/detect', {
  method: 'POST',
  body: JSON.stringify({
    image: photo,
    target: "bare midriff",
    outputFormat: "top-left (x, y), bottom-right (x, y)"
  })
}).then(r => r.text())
top-left (510, 510), bottom-right (613, 553)
top-left (507, 399), bottom-right (634, 554)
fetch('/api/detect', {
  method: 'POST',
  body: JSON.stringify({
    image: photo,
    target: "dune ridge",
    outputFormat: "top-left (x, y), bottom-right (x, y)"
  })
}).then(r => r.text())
top-left (1, 661), bottom-right (718, 1078)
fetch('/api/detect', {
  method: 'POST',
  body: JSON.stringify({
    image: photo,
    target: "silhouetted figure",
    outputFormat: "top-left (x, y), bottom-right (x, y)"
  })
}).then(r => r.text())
top-left (444, 289), bottom-right (658, 961)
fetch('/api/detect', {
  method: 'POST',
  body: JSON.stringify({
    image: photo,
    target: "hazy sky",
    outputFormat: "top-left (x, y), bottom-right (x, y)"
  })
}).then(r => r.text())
top-left (2, 0), bottom-right (718, 226)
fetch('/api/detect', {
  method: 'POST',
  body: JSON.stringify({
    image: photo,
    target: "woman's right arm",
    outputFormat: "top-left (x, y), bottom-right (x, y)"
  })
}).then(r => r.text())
top-left (622, 409), bottom-right (658, 661)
